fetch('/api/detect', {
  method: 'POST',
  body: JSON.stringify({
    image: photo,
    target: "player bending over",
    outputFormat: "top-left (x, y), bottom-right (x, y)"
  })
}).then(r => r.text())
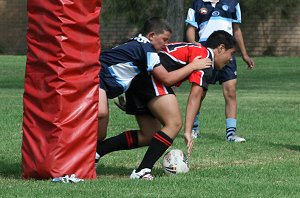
top-left (97, 17), bottom-right (211, 143)
top-left (96, 30), bottom-right (236, 180)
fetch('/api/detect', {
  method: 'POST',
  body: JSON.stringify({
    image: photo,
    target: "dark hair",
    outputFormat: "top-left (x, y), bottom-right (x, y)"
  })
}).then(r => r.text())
top-left (205, 30), bottom-right (236, 49)
top-left (141, 17), bottom-right (172, 36)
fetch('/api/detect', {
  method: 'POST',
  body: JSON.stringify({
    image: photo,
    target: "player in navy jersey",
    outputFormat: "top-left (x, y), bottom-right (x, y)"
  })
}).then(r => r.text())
top-left (97, 17), bottom-right (211, 142)
top-left (186, 0), bottom-right (255, 142)
top-left (96, 30), bottom-right (235, 179)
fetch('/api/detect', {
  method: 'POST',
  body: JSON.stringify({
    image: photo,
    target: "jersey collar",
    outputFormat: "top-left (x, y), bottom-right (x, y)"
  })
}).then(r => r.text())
top-left (207, 48), bottom-right (215, 69)
top-left (203, 0), bottom-right (219, 7)
top-left (132, 34), bottom-right (151, 43)
top-left (202, 0), bottom-right (220, 3)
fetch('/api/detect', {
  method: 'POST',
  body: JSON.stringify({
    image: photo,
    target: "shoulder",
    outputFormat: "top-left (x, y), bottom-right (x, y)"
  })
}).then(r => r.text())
top-left (221, 0), bottom-right (238, 8)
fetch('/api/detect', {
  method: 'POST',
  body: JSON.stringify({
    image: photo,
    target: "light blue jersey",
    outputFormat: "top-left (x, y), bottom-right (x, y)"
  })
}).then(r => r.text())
top-left (186, 0), bottom-right (241, 42)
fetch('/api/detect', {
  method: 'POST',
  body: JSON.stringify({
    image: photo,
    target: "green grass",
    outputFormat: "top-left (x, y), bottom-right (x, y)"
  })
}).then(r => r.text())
top-left (0, 56), bottom-right (300, 197)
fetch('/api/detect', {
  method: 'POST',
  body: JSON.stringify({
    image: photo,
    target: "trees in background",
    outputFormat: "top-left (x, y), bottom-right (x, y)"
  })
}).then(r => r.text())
top-left (101, 0), bottom-right (187, 42)
top-left (101, 0), bottom-right (298, 42)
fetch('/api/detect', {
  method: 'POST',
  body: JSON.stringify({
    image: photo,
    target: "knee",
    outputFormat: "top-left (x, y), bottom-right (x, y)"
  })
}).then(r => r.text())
top-left (160, 117), bottom-right (182, 139)
top-left (171, 118), bottom-right (182, 134)
top-left (224, 88), bottom-right (236, 101)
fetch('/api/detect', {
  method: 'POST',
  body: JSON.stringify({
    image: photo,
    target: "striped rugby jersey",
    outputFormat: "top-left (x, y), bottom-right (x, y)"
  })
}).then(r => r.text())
top-left (159, 42), bottom-right (214, 89)
top-left (186, 0), bottom-right (241, 42)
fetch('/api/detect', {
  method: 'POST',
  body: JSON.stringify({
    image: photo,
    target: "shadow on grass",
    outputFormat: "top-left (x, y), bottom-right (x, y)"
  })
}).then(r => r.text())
top-left (0, 161), bottom-right (22, 179)
top-left (96, 164), bottom-right (163, 178)
top-left (96, 164), bottom-right (133, 177)
top-left (270, 143), bottom-right (300, 152)
top-left (177, 132), bottom-right (224, 142)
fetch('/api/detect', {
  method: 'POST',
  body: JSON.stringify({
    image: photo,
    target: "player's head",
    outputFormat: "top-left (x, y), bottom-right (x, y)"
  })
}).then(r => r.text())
top-left (142, 17), bottom-right (172, 52)
top-left (205, 30), bottom-right (236, 70)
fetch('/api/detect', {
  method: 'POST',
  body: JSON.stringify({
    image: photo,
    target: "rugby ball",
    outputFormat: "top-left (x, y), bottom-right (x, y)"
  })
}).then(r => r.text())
top-left (162, 149), bottom-right (189, 174)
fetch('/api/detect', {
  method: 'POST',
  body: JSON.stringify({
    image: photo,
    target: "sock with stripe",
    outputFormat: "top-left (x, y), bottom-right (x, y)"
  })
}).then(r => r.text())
top-left (193, 112), bottom-right (201, 131)
top-left (136, 130), bottom-right (173, 172)
top-left (96, 130), bottom-right (139, 158)
top-left (226, 118), bottom-right (237, 139)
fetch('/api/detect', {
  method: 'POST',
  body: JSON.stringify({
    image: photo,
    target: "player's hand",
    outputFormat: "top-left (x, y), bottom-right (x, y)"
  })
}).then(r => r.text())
top-left (190, 56), bottom-right (212, 71)
top-left (184, 132), bottom-right (194, 157)
top-left (114, 95), bottom-right (126, 111)
top-left (243, 55), bottom-right (255, 70)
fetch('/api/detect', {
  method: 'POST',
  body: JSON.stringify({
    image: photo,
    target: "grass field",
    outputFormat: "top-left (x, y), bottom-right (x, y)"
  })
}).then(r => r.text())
top-left (0, 56), bottom-right (299, 197)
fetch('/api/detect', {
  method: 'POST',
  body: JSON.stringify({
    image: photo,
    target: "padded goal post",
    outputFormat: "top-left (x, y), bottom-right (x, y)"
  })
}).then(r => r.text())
top-left (22, 0), bottom-right (102, 179)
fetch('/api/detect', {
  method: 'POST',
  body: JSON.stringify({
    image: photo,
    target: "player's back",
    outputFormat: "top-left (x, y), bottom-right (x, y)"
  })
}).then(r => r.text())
top-left (159, 42), bottom-right (209, 72)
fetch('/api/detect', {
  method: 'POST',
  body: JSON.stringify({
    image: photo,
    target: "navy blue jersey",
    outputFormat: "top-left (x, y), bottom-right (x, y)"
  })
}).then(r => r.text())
top-left (186, 0), bottom-right (240, 42)
top-left (99, 34), bottom-right (161, 99)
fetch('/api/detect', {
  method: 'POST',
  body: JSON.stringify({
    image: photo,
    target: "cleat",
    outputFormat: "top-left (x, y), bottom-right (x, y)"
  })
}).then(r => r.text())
top-left (130, 168), bottom-right (154, 180)
top-left (191, 129), bottom-right (200, 139)
top-left (227, 135), bottom-right (246, 143)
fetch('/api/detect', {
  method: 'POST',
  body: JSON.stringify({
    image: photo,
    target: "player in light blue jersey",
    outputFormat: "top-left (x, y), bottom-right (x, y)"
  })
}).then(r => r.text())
top-left (185, 0), bottom-right (255, 143)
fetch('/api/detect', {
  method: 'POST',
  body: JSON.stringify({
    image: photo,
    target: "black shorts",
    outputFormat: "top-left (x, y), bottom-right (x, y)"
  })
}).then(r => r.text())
top-left (125, 72), bottom-right (175, 115)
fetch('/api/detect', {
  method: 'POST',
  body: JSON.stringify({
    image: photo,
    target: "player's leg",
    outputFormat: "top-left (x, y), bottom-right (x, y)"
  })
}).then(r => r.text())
top-left (222, 78), bottom-right (245, 142)
top-left (135, 114), bottom-right (161, 146)
top-left (98, 88), bottom-right (109, 141)
top-left (192, 112), bottom-right (200, 138)
top-left (219, 57), bottom-right (245, 142)
top-left (96, 114), bottom-right (160, 160)
top-left (148, 94), bottom-right (182, 138)
top-left (132, 94), bottom-right (181, 177)
top-left (222, 79), bottom-right (246, 142)
top-left (222, 78), bottom-right (237, 119)
top-left (96, 73), bottom-right (163, 163)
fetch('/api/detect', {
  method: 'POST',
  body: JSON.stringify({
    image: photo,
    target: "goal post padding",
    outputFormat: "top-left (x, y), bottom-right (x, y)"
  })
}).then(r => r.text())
top-left (22, 0), bottom-right (101, 179)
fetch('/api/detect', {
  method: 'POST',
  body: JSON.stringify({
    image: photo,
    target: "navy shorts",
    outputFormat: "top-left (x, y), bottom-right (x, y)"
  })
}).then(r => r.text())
top-left (209, 56), bottom-right (237, 84)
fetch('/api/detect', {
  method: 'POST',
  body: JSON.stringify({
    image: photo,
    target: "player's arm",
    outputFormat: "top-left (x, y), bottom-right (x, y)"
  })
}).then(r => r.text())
top-left (233, 23), bottom-right (255, 69)
top-left (151, 57), bottom-right (212, 87)
top-left (184, 84), bottom-right (205, 156)
top-left (186, 25), bottom-right (201, 46)
top-left (185, 4), bottom-right (201, 46)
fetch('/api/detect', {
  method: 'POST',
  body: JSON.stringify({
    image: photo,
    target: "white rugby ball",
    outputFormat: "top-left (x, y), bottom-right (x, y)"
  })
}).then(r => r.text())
top-left (162, 149), bottom-right (189, 174)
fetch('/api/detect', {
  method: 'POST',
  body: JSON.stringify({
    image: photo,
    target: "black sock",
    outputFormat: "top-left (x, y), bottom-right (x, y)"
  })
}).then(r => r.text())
top-left (136, 130), bottom-right (173, 172)
top-left (96, 130), bottom-right (139, 157)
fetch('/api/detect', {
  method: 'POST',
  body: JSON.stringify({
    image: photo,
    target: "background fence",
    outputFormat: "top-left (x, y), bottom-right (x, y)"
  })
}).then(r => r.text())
top-left (0, 1), bottom-right (299, 56)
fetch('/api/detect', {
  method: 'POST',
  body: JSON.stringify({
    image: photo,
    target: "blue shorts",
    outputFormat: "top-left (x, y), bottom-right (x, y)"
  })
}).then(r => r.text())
top-left (209, 56), bottom-right (237, 84)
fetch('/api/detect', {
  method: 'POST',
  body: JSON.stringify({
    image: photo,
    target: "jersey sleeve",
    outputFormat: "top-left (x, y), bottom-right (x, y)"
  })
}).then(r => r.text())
top-left (185, 0), bottom-right (199, 27)
top-left (139, 41), bottom-right (161, 72)
top-left (185, 8), bottom-right (197, 28)
top-left (146, 52), bottom-right (161, 72)
top-left (232, 3), bottom-right (242, 23)
top-left (188, 70), bottom-right (208, 89)
top-left (188, 47), bottom-right (211, 90)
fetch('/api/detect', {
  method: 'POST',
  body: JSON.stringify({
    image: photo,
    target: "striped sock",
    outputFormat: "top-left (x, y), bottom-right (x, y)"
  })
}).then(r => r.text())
top-left (96, 130), bottom-right (139, 157)
top-left (226, 118), bottom-right (237, 139)
top-left (136, 130), bottom-right (173, 172)
top-left (192, 112), bottom-right (200, 131)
